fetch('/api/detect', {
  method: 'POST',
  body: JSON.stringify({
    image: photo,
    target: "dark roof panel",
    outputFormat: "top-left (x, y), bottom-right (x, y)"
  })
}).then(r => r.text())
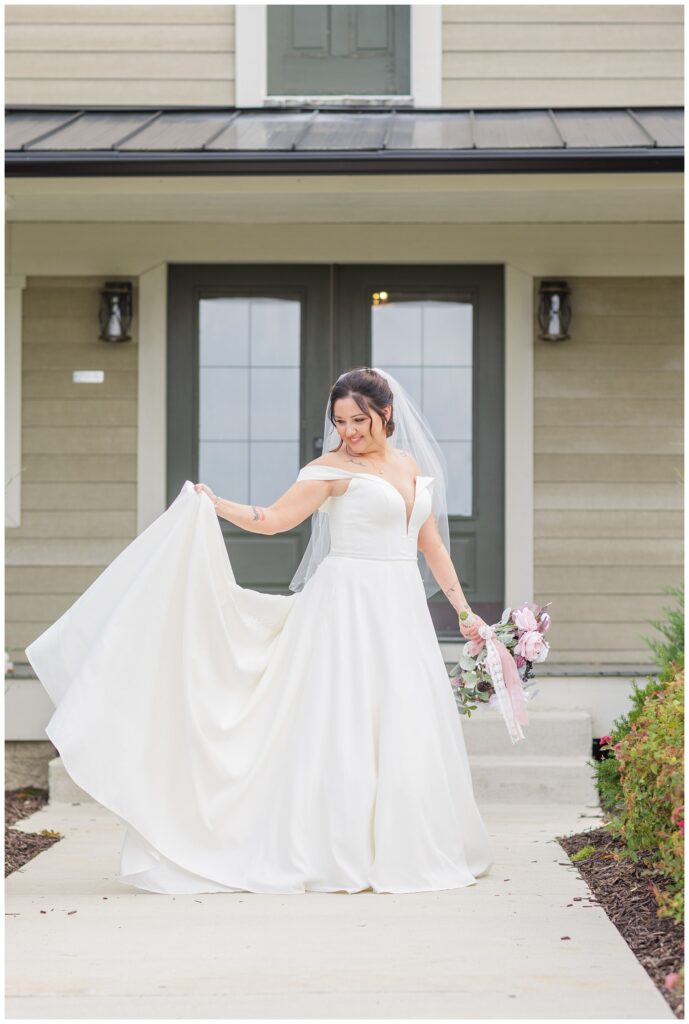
top-left (473, 110), bottom-right (563, 149)
top-left (296, 112), bottom-right (392, 151)
top-left (633, 107), bottom-right (684, 147)
top-left (552, 109), bottom-right (656, 148)
top-left (207, 111), bottom-right (316, 150)
top-left (385, 112), bottom-right (473, 150)
top-left (5, 106), bottom-right (683, 176)
top-left (5, 110), bottom-right (78, 150)
top-left (26, 111), bottom-right (153, 151)
top-left (118, 111), bottom-right (236, 151)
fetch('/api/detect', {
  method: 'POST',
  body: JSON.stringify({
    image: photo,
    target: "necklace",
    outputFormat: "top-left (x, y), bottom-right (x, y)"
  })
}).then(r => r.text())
top-left (344, 442), bottom-right (389, 474)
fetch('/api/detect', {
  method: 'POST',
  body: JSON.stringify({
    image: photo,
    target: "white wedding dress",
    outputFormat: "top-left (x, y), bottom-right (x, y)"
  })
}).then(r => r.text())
top-left (25, 466), bottom-right (494, 895)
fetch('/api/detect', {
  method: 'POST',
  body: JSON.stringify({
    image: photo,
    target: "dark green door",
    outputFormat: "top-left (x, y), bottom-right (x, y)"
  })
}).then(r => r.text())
top-left (267, 5), bottom-right (410, 96)
top-left (335, 265), bottom-right (505, 631)
top-left (167, 263), bottom-right (504, 633)
top-left (167, 264), bottom-right (332, 593)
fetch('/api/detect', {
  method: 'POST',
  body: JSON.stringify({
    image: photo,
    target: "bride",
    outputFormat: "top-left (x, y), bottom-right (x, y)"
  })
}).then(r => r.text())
top-left (26, 366), bottom-right (495, 895)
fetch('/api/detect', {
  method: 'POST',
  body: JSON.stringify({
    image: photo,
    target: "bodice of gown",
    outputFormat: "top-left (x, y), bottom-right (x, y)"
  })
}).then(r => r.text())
top-left (296, 465), bottom-right (434, 561)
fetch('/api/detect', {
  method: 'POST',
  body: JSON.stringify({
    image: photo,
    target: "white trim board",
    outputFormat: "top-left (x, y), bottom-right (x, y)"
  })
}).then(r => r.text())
top-left (235, 5), bottom-right (442, 108)
top-left (137, 264), bottom-right (167, 533)
top-left (5, 276), bottom-right (26, 528)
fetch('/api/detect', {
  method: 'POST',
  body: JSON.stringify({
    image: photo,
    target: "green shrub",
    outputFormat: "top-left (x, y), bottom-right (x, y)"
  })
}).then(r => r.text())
top-left (642, 584), bottom-right (684, 679)
top-left (591, 585), bottom-right (684, 813)
top-left (608, 669), bottom-right (684, 924)
top-left (591, 674), bottom-right (668, 813)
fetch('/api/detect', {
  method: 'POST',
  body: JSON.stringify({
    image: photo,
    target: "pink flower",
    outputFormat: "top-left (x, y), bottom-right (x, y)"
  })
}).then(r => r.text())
top-left (600, 735), bottom-right (612, 746)
top-left (664, 972), bottom-right (679, 990)
top-left (678, 819), bottom-right (684, 833)
top-left (514, 655), bottom-right (526, 668)
top-left (513, 607), bottom-right (539, 633)
top-left (515, 629), bottom-right (546, 662)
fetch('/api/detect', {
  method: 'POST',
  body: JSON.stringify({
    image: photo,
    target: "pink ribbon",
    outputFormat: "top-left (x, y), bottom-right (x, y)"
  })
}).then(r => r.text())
top-left (475, 623), bottom-right (530, 744)
top-left (495, 635), bottom-right (529, 729)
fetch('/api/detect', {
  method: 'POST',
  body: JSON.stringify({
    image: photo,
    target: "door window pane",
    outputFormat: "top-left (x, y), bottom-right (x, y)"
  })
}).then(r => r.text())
top-left (198, 297), bottom-right (301, 507)
top-left (267, 5), bottom-right (410, 96)
top-left (371, 295), bottom-right (473, 516)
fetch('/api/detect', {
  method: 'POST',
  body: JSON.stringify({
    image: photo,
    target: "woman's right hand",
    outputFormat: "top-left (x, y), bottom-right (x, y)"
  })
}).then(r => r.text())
top-left (194, 482), bottom-right (217, 505)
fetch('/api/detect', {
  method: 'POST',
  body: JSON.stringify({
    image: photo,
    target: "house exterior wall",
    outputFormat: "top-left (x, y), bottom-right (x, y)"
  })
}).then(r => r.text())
top-left (534, 276), bottom-right (684, 664)
top-left (5, 277), bottom-right (138, 666)
top-left (442, 5), bottom-right (684, 108)
top-left (5, 4), bottom-right (682, 108)
top-left (5, 5), bottom-right (236, 106)
top-left (5, 260), bottom-right (683, 668)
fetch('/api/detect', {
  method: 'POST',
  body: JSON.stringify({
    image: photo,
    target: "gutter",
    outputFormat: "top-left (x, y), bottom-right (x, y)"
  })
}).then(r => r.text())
top-left (5, 147), bottom-right (683, 177)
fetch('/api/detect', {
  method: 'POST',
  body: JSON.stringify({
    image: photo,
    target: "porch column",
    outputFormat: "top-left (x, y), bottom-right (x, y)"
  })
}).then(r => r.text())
top-left (5, 275), bottom-right (26, 528)
top-left (137, 263), bottom-right (167, 532)
top-left (504, 264), bottom-right (534, 608)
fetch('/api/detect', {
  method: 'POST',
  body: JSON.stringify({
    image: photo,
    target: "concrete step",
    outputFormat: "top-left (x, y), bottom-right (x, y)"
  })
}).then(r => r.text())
top-left (48, 756), bottom-right (94, 804)
top-left (49, 708), bottom-right (599, 809)
top-left (459, 709), bottom-right (592, 758)
top-left (468, 755), bottom-right (600, 805)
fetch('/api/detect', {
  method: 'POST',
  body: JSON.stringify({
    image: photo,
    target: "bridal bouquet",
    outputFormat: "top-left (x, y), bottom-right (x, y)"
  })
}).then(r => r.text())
top-left (449, 602), bottom-right (552, 743)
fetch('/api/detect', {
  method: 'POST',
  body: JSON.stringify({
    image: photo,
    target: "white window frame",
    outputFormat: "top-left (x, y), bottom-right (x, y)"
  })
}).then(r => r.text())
top-left (235, 4), bottom-right (442, 108)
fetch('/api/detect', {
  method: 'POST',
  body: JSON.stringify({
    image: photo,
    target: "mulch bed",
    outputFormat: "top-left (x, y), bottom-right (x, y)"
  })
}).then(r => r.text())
top-left (558, 823), bottom-right (684, 1019)
top-left (5, 787), bottom-right (62, 877)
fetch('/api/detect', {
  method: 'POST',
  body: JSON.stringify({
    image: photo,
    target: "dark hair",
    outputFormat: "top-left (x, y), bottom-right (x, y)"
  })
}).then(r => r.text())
top-left (327, 367), bottom-right (395, 452)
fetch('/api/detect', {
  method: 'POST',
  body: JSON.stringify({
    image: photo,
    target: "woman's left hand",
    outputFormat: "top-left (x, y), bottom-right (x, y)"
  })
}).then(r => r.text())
top-left (459, 612), bottom-right (488, 642)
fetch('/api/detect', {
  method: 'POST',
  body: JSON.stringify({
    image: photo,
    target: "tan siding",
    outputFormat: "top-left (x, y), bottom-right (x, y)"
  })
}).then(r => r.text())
top-left (5, 5), bottom-right (235, 105)
top-left (442, 5), bottom-right (683, 108)
top-left (6, 4), bottom-right (683, 110)
top-left (534, 276), bottom-right (684, 665)
top-left (5, 277), bottom-right (138, 664)
top-left (5, 6), bottom-right (234, 23)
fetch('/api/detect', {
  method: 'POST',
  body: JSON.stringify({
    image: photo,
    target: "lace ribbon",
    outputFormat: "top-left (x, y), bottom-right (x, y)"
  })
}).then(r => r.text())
top-left (477, 624), bottom-right (530, 744)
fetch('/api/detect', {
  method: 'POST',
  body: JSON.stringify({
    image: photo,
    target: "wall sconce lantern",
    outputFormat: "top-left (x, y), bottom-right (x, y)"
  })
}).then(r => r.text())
top-left (537, 280), bottom-right (571, 341)
top-left (99, 281), bottom-right (133, 342)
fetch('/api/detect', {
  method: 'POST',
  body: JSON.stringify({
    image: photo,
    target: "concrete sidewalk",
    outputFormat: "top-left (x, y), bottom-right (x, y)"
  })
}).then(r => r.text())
top-left (6, 800), bottom-right (673, 1020)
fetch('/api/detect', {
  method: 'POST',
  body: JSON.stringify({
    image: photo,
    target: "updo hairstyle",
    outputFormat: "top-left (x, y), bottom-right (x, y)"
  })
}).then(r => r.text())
top-left (327, 367), bottom-right (395, 452)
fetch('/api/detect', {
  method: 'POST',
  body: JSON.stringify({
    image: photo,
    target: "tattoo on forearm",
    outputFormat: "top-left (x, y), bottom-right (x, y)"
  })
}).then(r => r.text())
top-left (445, 580), bottom-right (460, 596)
top-left (251, 506), bottom-right (266, 522)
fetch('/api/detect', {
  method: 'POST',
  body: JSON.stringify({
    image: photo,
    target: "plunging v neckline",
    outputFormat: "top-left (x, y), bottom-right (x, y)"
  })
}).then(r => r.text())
top-left (352, 472), bottom-right (419, 536)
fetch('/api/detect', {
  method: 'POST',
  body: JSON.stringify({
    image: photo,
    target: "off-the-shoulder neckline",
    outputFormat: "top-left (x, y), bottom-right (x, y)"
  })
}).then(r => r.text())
top-left (300, 465), bottom-right (433, 535)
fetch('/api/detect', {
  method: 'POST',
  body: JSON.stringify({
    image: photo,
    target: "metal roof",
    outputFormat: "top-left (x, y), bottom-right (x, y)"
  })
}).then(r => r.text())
top-left (5, 106), bottom-right (683, 176)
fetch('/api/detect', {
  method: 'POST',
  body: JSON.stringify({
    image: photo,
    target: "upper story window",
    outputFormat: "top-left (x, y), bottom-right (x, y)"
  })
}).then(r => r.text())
top-left (235, 5), bottom-right (440, 108)
top-left (267, 5), bottom-right (410, 99)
